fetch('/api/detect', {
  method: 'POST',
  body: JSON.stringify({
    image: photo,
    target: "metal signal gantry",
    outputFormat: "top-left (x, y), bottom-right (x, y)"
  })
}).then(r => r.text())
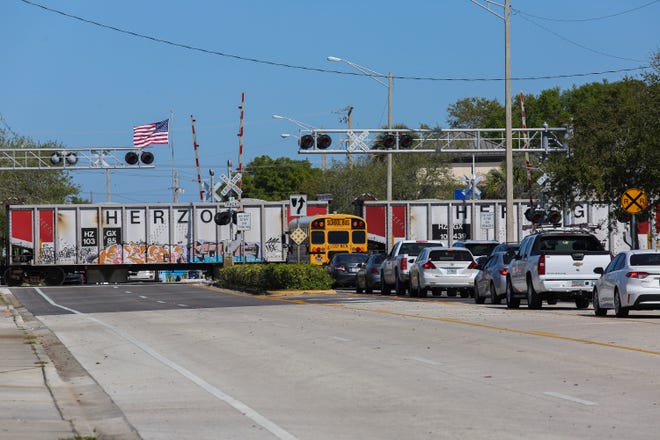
top-left (294, 126), bottom-right (569, 156)
top-left (0, 147), bottom-right (157, 170)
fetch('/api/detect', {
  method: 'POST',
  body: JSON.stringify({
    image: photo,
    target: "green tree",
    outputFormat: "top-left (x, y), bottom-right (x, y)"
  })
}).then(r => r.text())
top-left (240, 155), bottom-right (322, 201)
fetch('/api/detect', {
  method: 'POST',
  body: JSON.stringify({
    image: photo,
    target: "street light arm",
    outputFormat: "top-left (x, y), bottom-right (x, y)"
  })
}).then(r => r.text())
top-left (327, 56), bottom-right (389, 88)
top-left (470, 0), bottom-right (505, 20)
top-left (272, 114), bottom-right (316, 130)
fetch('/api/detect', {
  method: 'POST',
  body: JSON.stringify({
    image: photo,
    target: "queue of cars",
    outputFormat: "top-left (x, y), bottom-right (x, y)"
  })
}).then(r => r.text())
top-left (337, 232), bottom-right (660, 318)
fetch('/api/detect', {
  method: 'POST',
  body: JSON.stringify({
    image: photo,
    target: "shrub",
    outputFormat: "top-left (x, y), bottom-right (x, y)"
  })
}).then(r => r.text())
top-left (215, 263), bottom-right (332, 292)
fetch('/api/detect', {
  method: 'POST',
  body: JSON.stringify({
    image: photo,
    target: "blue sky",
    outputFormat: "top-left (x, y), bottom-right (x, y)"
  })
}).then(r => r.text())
top-left (3, 0), bottom-right (658, 204)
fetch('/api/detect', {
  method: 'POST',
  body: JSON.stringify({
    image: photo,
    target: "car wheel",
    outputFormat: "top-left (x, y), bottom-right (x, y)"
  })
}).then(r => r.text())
top-left (575, 296), bottom-right (590, 309)
top-left (593, 289), bottom-right (607, 317)
top-left (380, 276), bottom-right (391, 295)
top-left (506, 279), bottom-right (520, 309)
top-left (614, 289), bottom-right (629, 317)
top-left (489, 282), bottom-right (501, 305)
top-left (365, 284), bottom-right (373, 294)
top-left (447, 288), bottom-right (457, 297)
top-left (474, 282), bottom-right (485, 304)
top-left (418, 288), bottom-right (428, 298)
top-left (431, 288), bottom-right (442, 297)
top-left (527, 279), bottom-right (542, 309)
top-left (408, 277), bottom-right (418, 297)
top-left (356, 282), bottom-right (364, 294)
top-left (459, 289), bottom-right (470, 298)
top-left (395, 274), bottom-right (407, 296)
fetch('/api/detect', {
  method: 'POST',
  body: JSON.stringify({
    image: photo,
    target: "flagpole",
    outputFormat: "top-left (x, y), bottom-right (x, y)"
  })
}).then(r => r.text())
top-left (169, 110), bottom-right (177, 202)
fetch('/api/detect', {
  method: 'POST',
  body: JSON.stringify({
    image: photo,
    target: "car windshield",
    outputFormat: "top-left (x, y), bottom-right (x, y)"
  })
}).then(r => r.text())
top-left (630, 253), bottom-right (660, 266)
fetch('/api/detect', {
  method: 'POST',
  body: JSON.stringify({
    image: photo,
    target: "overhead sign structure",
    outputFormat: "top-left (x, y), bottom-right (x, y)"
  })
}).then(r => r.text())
top-left (290, 194), bottom-right (307, 217)
top-left (621, 188), bottom-right (648, 214)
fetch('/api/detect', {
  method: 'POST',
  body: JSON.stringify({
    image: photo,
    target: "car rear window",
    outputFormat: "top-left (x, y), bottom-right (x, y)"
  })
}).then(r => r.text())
top-left (429, 250), bottom-right (473, 261)
top-left (463, 243), bottom-right (499, 256)
top-left (335, 254), bottom-right (368, 264)
top-left (534, 235), bottom-right (604, 252)
top-left (399, 242), bottom-right (443, 256)
top-left (630, 253), bottom-right (660, 266)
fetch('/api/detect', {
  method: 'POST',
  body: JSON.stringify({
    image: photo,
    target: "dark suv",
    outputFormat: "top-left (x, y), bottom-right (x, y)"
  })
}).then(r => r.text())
top-left (452, 240), bottom-right (500, 259)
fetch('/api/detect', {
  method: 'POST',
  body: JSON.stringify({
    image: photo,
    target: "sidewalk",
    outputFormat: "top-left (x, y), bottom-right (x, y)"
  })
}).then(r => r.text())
top-left (0, 288), bottom-right (140, 440)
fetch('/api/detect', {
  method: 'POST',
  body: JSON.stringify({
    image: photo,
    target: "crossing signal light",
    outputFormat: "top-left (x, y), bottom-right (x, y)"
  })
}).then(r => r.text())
top-left (382, 134), bottom-right (395, 148)
top-left (317, 134), bottom-right (332, 149)
top-left (546, 210), bottom-right (562, 225)
top-left (299, 135), bottom-right (314, 149)
top-left (524, 208), bottom-right (546, 224)
top-left (214, 211), bottom-right (238, 225)
top-left (125, 151), bottom-right (155, 165)
top-left (400, 134), bottom-right (413, 148)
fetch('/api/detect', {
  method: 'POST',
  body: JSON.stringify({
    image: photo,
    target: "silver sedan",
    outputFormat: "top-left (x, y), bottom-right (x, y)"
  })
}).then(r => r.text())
top-left (409, 247), bottom-right (480, 298)
top-left (593, 249), bottom-right (660, 317)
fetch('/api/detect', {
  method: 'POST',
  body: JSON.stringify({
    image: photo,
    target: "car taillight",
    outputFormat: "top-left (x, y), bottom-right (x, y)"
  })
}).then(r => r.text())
top-left (468, 261), bottom-right (479, 270)
top-left (400, 257), bottom-right (408, 271)
top-left (355, 247), bottom-right (363, 252)
top-left (538, 254), bottom-right (546, 275)
top-left (499, 268), bottom-right (508, 276)
top-left (336, 264), bottom-right (347, 272)
top-left (422, 260), bottom-right (436, 269)
top-left (626, 271), bottom-right (649, 279)
top-left (370, 268), bottom-right (379, 274)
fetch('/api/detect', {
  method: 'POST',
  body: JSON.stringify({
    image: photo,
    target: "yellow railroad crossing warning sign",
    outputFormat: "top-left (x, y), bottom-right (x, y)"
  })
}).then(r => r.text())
top-left (290, 227), bottom-right (307, 245)
top-left (621, 188), bottom-right (648, 214)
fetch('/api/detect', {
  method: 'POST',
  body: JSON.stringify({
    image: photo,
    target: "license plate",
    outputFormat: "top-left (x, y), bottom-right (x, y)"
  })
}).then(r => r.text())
top-left (572, 280), bottom-right (591, 287)
top-left (445, 268), bottom-right (457, 274)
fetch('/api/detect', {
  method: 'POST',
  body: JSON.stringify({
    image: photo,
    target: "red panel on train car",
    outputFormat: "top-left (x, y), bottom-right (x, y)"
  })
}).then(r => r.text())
top-left (11, 210), bottom-right (33, 244)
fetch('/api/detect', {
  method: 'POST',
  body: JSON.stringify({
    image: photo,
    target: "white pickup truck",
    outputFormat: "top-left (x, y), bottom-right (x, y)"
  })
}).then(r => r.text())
top-left (506, 229), bottom-right (612, 309)
top-left (380, 240), bottom-right (445, 295)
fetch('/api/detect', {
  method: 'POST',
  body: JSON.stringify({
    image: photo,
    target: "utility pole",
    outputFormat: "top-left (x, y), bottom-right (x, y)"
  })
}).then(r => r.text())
top-left (504, 0), bottom-right (514, 243)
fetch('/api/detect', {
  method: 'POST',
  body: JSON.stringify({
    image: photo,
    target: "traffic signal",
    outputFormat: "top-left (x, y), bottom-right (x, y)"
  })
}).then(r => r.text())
top-left (50, 152), bottom-right (78, 165)
top-left (382, 134), bottom-right (396, 148)
top-left (125, 151), bottom-right (154, 165)
top-left (546, 210), bottom-right (562, 225)
top-left (400, 134), bottom-right (413, 148)
top-left (299, 135), bottom-right (314, 149)
top-left (524, 208), bottom-right (546, 224)
top-left (317, 134), bottom-right (332, 149)
top-left (214, 211), bottom-right (238, 225)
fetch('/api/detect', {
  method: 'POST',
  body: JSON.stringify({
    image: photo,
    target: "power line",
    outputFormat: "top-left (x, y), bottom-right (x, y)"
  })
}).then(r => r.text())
top-left (513, 0), bottom-right (660, 23)
top-left (514, 11), bottom-right (646, 63)
top-left (19, 0), bottom-right (650, 82)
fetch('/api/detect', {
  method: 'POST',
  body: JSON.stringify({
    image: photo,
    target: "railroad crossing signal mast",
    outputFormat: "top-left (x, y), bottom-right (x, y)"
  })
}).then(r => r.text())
top-left (0, 147), bottom-right (157, 170)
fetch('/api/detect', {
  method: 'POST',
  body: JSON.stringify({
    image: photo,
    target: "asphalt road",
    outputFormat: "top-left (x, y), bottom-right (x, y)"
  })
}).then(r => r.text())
top-left (10, 283), bottom-right (660, 440)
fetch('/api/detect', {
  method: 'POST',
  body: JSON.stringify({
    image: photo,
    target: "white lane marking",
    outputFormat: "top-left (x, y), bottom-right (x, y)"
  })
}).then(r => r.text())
top-left (177, 304), bottom-right (189, 308)
top-left (34, 287), bottom-right (298, 440)
top-left (543, 392), bottom-right (597, 406)
top-left (407, 356), bottom-right (441, 366)
top-left (138, 295), bottom-right (148, 299)
top-left (156, 300), bottom-right (166, 304)
top-left (332, 336), bottom-right (351, 342)
top-left (125, 291), bottom-right (132, 294)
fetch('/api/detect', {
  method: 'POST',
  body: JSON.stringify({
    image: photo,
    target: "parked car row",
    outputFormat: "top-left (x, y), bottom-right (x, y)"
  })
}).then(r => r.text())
top-left (332, 234), bottom-right (660, 318)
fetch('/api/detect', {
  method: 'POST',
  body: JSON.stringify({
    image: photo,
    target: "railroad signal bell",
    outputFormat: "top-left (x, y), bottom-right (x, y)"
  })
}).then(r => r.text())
top-left (125, 151), bottom-right (154, 165)
top-left (214, 211), bottom-right (237, 225)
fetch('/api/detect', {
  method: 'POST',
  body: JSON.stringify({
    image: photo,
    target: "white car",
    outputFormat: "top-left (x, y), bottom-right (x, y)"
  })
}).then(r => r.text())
top-left (592, 250), bottom-right (660, 317)
top-left (408, 247), bottom-right (480, 298)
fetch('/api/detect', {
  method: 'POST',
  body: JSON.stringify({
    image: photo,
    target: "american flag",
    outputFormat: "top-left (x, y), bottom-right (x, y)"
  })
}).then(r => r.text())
top-left (133, 119), bottom-right (169, 148)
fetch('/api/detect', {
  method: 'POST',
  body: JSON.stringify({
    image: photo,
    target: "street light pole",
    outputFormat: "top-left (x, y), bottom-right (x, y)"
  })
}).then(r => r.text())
top-left (327, 56), bottom-right (394, 245)
top-left (504, 0), bottom-right (514, 243)
top-left (470, 0), bottom-right (514, 242)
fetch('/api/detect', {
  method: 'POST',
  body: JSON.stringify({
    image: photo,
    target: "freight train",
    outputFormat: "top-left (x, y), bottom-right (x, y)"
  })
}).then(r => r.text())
top-left (3, 200), bottom-right (328, 285)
